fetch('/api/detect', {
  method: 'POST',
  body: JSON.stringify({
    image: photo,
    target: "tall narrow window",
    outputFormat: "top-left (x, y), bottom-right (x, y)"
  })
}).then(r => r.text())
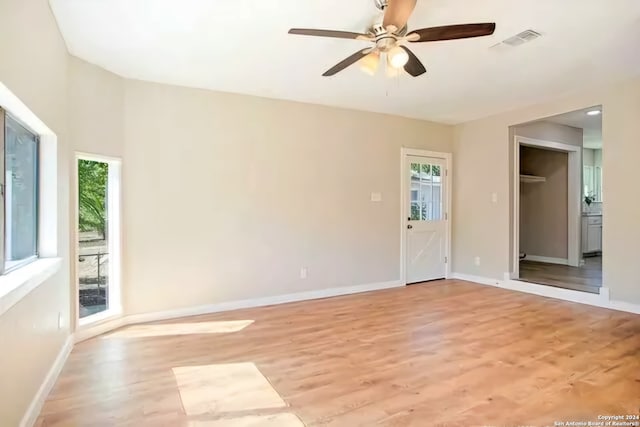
top-left (1, 110), bottom-right (39, 273)
top-left (77, 156), bottom-right (121, 322)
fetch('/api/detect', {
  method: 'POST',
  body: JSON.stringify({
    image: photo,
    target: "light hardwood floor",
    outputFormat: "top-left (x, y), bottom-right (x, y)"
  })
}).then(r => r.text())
top-left (37, 280), bottom-right (639, 426)
top-left (520, 256), bottom-right (602, 293)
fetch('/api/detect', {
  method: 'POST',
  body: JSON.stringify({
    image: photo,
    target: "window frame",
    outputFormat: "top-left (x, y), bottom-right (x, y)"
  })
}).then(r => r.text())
top-left (0, 108), bottom-right (41, 275)
top-left (0, 82), bottom-right (60, 318)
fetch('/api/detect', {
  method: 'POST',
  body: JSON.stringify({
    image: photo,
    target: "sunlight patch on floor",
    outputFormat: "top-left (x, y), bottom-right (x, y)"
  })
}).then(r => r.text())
top-left (104, 320), bottom-right (254, 338)
top-left (188, 413), bottom-right (305, 427)
top-left (173, 363), bottom-right (287, 416)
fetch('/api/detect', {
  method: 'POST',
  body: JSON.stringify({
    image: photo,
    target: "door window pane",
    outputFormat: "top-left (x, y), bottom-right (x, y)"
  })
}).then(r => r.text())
top-left (411, 163), bottom-right (420, 181)
top-left (421, 182), bottom-right (432, 220)
top-left (5, 115), bottom-right (38, 271)
top-left (78, 159), bottom-right (110, 318)
top-left (410, 202), bottom-right (421, 221)
top-left (409, 159), bottom-right (444, 222)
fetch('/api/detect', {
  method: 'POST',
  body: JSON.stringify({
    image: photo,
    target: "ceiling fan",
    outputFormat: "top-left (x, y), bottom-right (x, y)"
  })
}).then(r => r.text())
top-left (288, 0), bottom-right (496, 77)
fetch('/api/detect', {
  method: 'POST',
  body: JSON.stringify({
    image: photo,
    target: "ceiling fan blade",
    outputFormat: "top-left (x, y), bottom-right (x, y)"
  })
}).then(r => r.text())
top-left (383, 0), bottom-right (417, 30)
top-left (323, 49), bottom-right (371, 77)
top-left (289, 28), bottom-right (372, 41)
top-left (400, 46), bottom-right (426, 77)
top-left (407, 23), bottom-right (496, 43)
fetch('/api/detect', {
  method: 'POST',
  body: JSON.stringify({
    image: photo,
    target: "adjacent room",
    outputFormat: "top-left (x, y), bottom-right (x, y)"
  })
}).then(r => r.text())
top-left (515, 107), bottom-right (604, 294)
top-left (1, 0), bottom-right (639, 426)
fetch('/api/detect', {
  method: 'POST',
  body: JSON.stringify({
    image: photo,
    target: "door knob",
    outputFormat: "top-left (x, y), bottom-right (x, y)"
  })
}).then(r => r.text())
top-left (407, 224), bottom-right (413, 229)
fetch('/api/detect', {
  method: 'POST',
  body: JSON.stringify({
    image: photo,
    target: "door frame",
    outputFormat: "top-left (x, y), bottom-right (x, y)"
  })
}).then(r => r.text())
top-left (73, 152), bottom-right (123, 331)
top-left (400, 148), bottom-right (452, 285)
top-left (512, 136), bottom-right (582, 279)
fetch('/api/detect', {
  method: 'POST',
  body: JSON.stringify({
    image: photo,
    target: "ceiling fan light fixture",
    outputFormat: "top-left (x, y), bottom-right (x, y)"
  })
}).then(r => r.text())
top-left (388, 46), bottom-right (409, 69)
top-left (386, 59), bottom-right (401, 77)
top-left (360, 51), bottom-right (380, 76)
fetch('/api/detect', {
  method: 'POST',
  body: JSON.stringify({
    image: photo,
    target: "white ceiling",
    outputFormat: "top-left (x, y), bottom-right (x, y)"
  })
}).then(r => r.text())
top-left (545, 107), bottom-right (603, 149)
top-left (49, 0), bottom-right (640, 123)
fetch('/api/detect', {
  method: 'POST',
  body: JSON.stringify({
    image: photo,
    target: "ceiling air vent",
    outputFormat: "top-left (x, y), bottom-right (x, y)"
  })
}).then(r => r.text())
top-left (490, 29), bottom-right (541, 51)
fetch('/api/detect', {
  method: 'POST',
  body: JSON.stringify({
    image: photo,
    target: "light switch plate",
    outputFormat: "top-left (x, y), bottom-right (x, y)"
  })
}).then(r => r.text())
top-left (371, 192), bottom-right (382, 202)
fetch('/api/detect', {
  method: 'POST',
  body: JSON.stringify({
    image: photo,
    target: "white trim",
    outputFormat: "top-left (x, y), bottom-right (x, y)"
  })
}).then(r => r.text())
top-left (518, 136), bottom-right (582, 153)
top-left (125, 280), bottom-right (404, 326)
top-left (75, 151), bottom-right (123, 163)
top-left (75, 315), bottom-right (126, 343)
top-left (78, 308), bottom-right (120, 327)
top-left (522, 255), bottom-right (569, 265)
top-left (19, 334), bottom-right (74, 427)
top-left (19, 277), bottom-right (640, 425)
top-left (0, 85), bottom-right (58, 258)
top-left (0, 258), bottom-right (62, 317)
top-left (499, 278), bottom-right (606, 306)
top-left (400, 148), bottom-right (453, 284)
top-left (453, 274), bottom-right (640, 315)
top-left (451, 273), bottom-right (501, 286)
top-left (609, 299), bottom-right (640, 315)
top-left (513, 135), bottom-right (582, 280)
top-left (73, 279), bottom-right (405, 342)
top-left (0, 83), bottom-right (59, 312)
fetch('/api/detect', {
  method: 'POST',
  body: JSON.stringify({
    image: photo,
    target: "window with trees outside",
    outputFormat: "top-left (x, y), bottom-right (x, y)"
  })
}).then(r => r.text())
top-left (1, 109), bottom-right (39, 274)
top-left (77, 155), bottom-right (121, 322)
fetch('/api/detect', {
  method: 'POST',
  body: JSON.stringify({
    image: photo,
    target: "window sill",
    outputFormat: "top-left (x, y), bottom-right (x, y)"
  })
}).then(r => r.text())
top-left (0, 257), bottom-right (62, 317)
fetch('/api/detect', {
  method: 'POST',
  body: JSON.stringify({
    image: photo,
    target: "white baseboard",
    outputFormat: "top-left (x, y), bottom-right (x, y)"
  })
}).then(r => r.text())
top-left (75, 316), bottom-right (126, 343)
top-left (609, 298), bottom-right (640, 314)
top-left (451, 273), bottom-right (501, 286)
top-left (452, 273), bottom-right (640, 315)
top-left (20, 334), bottom-right (74, 427)
top-left (522, 255), bottom-right (569, 265)
top-left (125, 280), bottom-right (404, 325)
top-left (17, 276), bottom-right (639, 427)
top-left (75, 280), bottom-right (404, 342)
top-left (27, 279), bottom-right (405, 425)
top-left (498, 278), bottom-right (607, 307)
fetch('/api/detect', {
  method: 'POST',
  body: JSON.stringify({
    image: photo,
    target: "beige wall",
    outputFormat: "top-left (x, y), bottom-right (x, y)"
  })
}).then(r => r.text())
top-left (0, 0), bottom-right (71, 424)
top-left (519, 147), bottom-right (569, 259)
top-left (68, 57), bottom-right (125, 157)
top-left (1, 5), bottom-right (453, 416)
top-left (2, 2), bottom-right (639, 423)
top-left (122, 80), bottom-right (454, 314)
top-left (453, 77), bottom-right (640, 304)
top-left (67, 57), bottom-right (125, 324)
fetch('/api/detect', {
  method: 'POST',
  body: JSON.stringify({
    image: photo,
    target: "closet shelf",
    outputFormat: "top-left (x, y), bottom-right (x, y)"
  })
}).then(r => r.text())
top-left (520, 174), bottom-right (546, 183)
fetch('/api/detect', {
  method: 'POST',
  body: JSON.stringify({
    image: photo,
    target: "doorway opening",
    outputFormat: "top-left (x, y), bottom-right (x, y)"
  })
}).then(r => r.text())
top-left (512, 106), bottom-right (603, 293)
top-left (400, 148), bottom-right (451, 285)
top-left (76, 154), bottom-right (122, 325)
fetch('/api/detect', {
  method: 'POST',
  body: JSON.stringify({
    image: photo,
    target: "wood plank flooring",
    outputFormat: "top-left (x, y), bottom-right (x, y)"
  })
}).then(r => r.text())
top-left (37, 280), bottom-right (639, 426)
top-left (520, 256), bottom-right (602, 293)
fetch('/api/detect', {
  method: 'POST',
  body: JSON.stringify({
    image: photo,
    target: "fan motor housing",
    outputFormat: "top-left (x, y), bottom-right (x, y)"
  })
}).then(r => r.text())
top-left (368, 22), bottom-right (408, 52)
top-left (374, 0), bottom-right (388, 11)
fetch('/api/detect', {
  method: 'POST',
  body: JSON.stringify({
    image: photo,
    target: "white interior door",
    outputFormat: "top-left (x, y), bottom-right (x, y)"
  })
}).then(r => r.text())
top-left (405, 155), bottom-right (447, 283)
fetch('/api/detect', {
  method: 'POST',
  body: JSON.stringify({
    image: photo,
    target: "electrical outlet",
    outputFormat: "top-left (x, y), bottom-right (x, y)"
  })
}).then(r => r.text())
top-left (300, 267), bottom-right (308, 279)
top-left (491, 193), bottom-right (498, 203)
top-left (474, 257), bottom-right (481, 266)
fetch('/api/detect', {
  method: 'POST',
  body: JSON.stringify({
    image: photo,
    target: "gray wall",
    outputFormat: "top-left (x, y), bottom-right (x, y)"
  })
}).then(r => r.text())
top-left (520, 146), bottom-right (569, 259)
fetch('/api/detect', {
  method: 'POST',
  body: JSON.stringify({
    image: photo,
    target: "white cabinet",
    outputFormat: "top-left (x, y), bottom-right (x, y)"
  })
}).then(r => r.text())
top-left (582, 215), bottom-right (602, 254)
